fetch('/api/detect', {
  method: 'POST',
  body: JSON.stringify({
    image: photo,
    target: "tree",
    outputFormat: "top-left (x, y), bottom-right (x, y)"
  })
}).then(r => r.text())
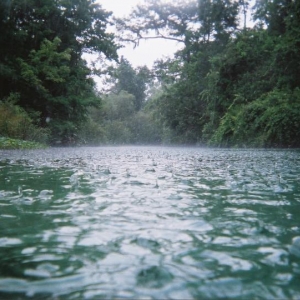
top-left (115, 0), bottom-right (199, 62)
top-left (0, 0), bottom-right (119, 144)
top-left (110, 58), bottom-right (151, 111)
top-left (131, 0), bottom-right (300, 147)
top-left (198, 0), bottom-right (240, 43)
top-left (116, 0), bottom-right (240, 60)
top-left (253, 0), bottom-right (293, 35)
top-left (112, 0), bottom-right (242, 144)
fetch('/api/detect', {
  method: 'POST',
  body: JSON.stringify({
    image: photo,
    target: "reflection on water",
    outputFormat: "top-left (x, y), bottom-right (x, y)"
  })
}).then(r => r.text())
top-left (0, 146), bottom-right (300, 299)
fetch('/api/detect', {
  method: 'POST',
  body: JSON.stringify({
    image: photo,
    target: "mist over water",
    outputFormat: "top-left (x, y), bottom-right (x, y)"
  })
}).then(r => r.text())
top-left (0, 146), bottom-right (300, 299)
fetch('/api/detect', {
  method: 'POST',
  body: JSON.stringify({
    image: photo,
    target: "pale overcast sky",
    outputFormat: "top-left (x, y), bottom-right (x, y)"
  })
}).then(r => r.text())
top-left (98, 0), bottom-right (181, 67)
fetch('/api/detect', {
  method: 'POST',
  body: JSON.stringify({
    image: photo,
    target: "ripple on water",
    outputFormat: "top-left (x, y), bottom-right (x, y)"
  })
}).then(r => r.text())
top-left (0, 147), bottom-right (300, 299)
top-left (0, 237), bottom-right (22, 247)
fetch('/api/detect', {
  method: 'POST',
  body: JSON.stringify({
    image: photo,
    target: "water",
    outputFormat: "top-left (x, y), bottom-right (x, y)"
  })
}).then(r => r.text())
top-left (0, 146), bottom-right (300, 299)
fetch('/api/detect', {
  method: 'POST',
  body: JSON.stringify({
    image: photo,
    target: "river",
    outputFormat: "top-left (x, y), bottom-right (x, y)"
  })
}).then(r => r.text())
top-left (0, 146), bottom-right (300, 299)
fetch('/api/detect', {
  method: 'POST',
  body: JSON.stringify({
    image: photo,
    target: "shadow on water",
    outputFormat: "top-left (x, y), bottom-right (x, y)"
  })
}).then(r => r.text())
top-left (0, 146), bottom-right (300, 299)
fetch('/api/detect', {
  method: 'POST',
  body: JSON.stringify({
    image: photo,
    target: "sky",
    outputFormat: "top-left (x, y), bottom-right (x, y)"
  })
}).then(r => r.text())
top-left (97, 0), bottom-right (181, 68)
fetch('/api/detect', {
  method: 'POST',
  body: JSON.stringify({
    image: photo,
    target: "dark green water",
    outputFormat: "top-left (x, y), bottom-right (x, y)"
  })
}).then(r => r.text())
top-left (0, 146), bottom-right (300, 299)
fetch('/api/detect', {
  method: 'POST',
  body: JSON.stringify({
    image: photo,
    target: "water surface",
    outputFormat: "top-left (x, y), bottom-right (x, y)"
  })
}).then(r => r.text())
top-left (0, 146), bottom-right (300, 299)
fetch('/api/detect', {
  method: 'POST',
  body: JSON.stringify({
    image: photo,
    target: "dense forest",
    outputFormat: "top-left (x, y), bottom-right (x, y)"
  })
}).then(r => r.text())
top-left (0, 0), bottom-right (299, 147)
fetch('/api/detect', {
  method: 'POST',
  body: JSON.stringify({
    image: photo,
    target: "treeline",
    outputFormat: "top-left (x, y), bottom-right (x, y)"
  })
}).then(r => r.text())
top-left (1, 0), bottom-right (300, 147)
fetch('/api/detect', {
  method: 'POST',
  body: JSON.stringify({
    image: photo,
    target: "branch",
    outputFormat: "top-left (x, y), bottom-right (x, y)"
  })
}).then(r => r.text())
top-left (117, 32), bottom-right (185, 48)
top-left (136, 34), bottom-right (185, 43)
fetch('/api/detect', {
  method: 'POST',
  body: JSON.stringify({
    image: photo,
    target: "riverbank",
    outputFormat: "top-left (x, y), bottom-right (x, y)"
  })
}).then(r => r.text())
top-left (0, 137), bottom-right (47, 150)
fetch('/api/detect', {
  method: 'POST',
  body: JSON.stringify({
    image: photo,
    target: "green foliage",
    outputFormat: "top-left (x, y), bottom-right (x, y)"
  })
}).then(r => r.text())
top-left (100, 91), bottom-right (135, 144)
top-left (0, 94), bottom-right (50, 144)
top-left (1, 0), bottom-right (299, 148)
top-left (0, 0), bottom-right (118, 144)
top-left (81, 90), bottom-right (163, 145)
top-left (101, 0), bottom-right (300, 148)
top-left (253, 0), bottom-right (292, 35)
top-left (109, 58), bottom-right (151, 111)
top-left (201, 17), bottom-right (300, 148)
top-left (103, 120), bottom-right (133, 144)
top-left (121, 0), bottom-right (300, 148)
top-left (147, 43), bottom-right (222, 144)
top-left (127, 111), bottom-right (162, 144)
top-left (77, 118), bottom-right (107, 145)
top-left (198, 0), bottom-right (239, 43)
top-left (17, 37), bottom-right (71, 96)
top-left (0, 137), bottom-right (47, 150)
top-left (103, 91), bottom-right (135, 121)
top-left (210, 89), bottom-right (300, 147)
top-left (115, 0), bottom-right (246, 145)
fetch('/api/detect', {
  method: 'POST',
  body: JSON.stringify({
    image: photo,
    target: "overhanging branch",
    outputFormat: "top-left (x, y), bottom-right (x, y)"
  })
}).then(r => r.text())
top-left (137, 35), bottom-right (185, 43)
top-left (117, 33), bottom-right (185, 48)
